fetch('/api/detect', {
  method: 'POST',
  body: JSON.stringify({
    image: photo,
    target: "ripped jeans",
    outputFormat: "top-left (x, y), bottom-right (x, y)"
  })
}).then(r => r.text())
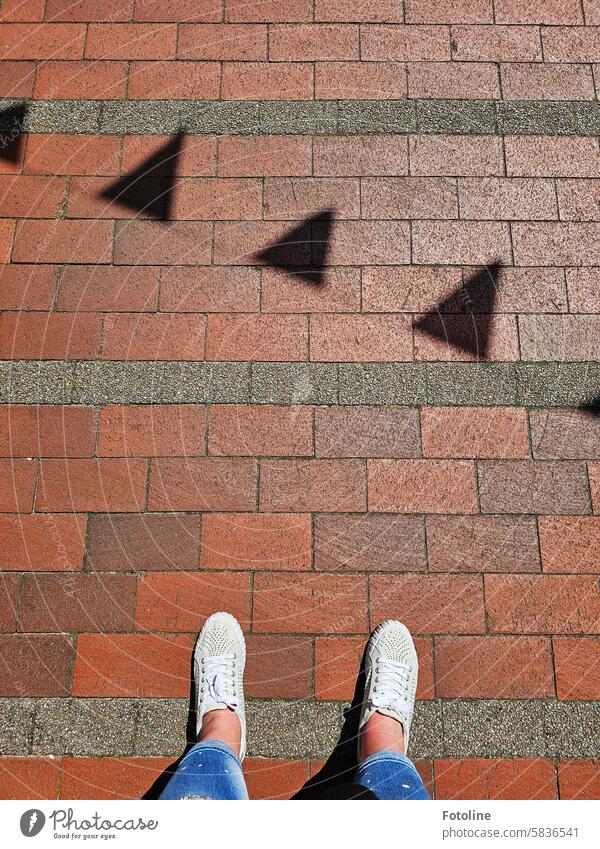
top-left (158, 740), bottom-right (430, 800)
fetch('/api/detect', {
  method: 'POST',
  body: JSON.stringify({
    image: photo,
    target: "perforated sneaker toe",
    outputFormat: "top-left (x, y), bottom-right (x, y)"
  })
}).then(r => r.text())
top-left (194, 612), bottom-right (247, 760)
top-left (358, 620), bottom-right (419, 754)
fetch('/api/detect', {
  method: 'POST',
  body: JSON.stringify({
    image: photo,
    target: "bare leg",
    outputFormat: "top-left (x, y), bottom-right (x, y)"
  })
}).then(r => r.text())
top-left (198, 708), bottom-right (242, 758)
top-left (359, 711), bottom-right (405, 762)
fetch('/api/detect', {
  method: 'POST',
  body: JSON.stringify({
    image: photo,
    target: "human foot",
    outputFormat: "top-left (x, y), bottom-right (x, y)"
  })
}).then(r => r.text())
top-left (194, 612), bottom-right (246, 760)
top-left (358, 620), bottom-right (418, 763)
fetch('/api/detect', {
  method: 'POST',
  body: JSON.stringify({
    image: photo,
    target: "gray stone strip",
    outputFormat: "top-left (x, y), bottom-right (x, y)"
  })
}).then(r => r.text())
top-left (418, 100), bottom-right (496, 135)
top-left (0, 361), bottom-right (251, 405)
top-left (251, 363), bottom-right (338, 405)
top-left (2, 99), bottom-right (600, 136)
top-left (2, 698), bottom-right (599, 760)
top-left (516, 363), bottom-right (600, 408)
top-left (2, 361), bottom-right (600, 409)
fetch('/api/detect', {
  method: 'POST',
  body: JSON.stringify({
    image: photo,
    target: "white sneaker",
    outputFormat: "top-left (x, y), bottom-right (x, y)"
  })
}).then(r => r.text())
top-left (358, 620), bottom-right (419, 755)
top-left (194, 611), bottom-right (247, 761)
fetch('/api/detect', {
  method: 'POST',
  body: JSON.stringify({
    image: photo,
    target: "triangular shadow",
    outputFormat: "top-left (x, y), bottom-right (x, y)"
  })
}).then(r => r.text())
top-left (578, 395), bottom-right (600, 417)
top-left (0, 102), bottom-right (28, 163)
top-left (99, 133), bottom-right (183, 220)
top-left (414, 262), bottom-right (502, 360)
top-left (254, 209), bottom-right (334, 286)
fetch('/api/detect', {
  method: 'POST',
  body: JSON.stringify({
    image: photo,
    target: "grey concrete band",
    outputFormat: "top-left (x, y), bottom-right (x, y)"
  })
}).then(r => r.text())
top-left (2, 99), bottom-right (600, 136)
top-left (1, 698), bottom-right (598, 760)
top-left (2, 360), bottom-right (600, 408)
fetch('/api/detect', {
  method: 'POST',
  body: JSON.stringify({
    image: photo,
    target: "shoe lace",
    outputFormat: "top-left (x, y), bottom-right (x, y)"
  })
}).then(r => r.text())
top-left (201, 654), bottom-right (238, 710)
top-left (371, 659), bottom-right (412, 716)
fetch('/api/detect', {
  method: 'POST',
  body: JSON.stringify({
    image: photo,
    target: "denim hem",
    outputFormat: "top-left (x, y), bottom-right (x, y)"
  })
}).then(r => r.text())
top-left (182, 740), bottom-right (241, 767)
top-left (357, 749), bottom-right (420, 774)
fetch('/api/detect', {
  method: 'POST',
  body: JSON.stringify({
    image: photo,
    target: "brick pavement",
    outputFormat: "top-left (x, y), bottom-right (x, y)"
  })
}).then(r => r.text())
top-left (1, 0), bottom-right (600, 799)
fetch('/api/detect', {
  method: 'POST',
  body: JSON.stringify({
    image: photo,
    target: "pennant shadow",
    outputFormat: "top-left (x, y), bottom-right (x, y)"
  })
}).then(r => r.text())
top-left (99, 133), bottom-right (183, 220)
top-left (0, 102), bottom-right (29, 163)
top-left (578, 395), bottom-right (600, 417)
top-left (254, 209), bottom-right (334, 286)
top-left (413, 262), bottom-right (502, 360)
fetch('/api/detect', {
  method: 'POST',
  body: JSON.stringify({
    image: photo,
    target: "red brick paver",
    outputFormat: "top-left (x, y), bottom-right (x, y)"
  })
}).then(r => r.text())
top-left (2, 3), bottom-right (600, 802)
top-left (435, 759), bottom-right (557, 800)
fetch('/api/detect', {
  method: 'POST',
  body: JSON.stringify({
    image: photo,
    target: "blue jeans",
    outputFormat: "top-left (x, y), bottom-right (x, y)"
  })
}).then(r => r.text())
top-left (159, 741), bottom-right (429, 800)
top-left (354, 750), bottom-right (430, 800)
top-left (159, 741), bottom-right (249, 800)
